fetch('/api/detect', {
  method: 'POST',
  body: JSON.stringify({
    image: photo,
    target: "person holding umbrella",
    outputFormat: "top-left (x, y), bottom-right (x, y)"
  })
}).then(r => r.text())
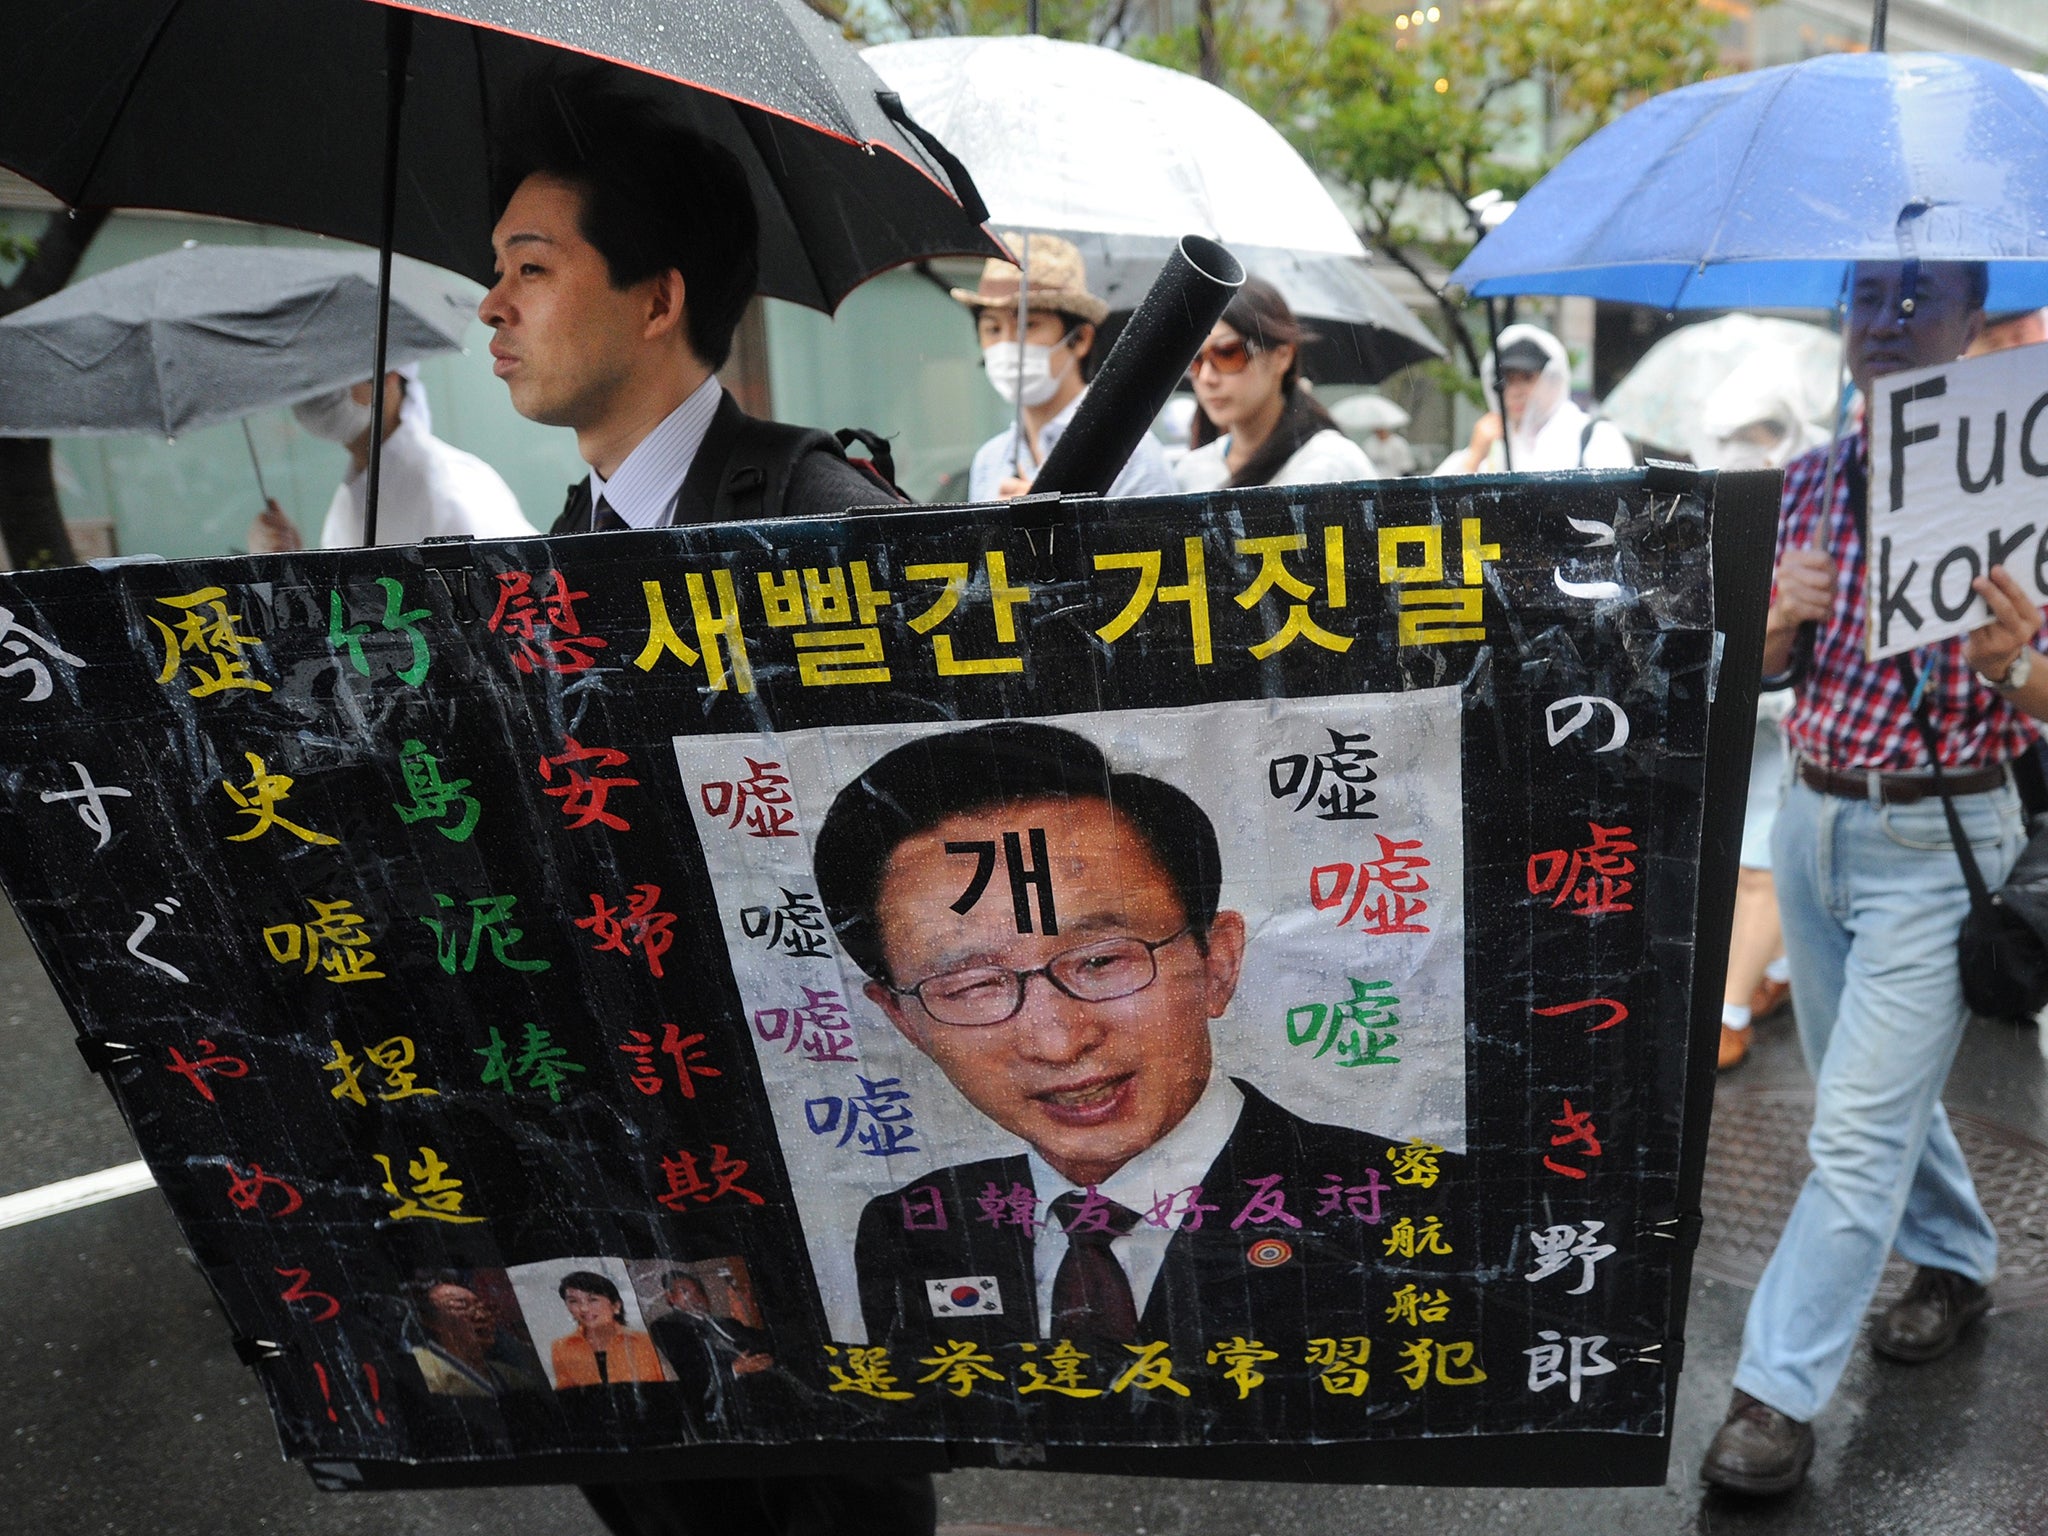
top-left (1433, 324), bottom-right (1632, 476)
top-left (1701, 258), bottom-right (2048, 1496)
top-left (1173, 278), bottom-right (1376, 491)
top-left (249, 363), bottom-right (536, 551)
top-left (956, 234), bottom-right (1176, 503)
top-left (479, 68), bottom-right (934, 1536)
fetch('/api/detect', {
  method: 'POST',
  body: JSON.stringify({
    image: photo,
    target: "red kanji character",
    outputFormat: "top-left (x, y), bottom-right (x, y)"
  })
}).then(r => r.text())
top-left (698, 758), bottom-right (798, 838)
top-left (657, 1145), bottom-right (764, 1208)
top-left (538, 735), bottom-right (639, 831)
top-left (165, 1038), bottom-right (249, 1102)
top-left (488, 571), bottom-right (607, 674)
top-left (1314, 1169), bottom-right (1386, 1224)
top-left (1527, 823), bottom-right (1637, 915)
top-left (976, 1180), bottom-right (1041, 1229)
top-left (658, 1024), bottom-right (720, 1097)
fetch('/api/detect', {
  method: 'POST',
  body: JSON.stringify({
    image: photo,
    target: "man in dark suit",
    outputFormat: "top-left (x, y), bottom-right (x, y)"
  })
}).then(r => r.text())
top-left (648, 1270), bottom-right (775, 1422)
top-left (483, 71), bottom-right (930, 1536)
top-left (814, 722), bottom-right (1456, 1372)
top-left (480, 70), bottom-right (890, 539)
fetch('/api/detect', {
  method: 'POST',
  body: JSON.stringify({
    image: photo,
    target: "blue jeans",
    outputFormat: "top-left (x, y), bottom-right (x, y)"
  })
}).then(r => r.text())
top-left (1733, 775), bottom-right (2025, 1421)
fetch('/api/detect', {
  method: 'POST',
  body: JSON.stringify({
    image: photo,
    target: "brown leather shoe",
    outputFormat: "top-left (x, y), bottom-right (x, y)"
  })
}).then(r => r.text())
top-left (1718, 1023), bottom-right (1751, 1071)
top-left (1870, 1266), bottom-right (1992, 1363)
top-left (1748, 976), bottom-right (1791, 1020)
top-left (1700, 1389), bottom-right (1813, 1495)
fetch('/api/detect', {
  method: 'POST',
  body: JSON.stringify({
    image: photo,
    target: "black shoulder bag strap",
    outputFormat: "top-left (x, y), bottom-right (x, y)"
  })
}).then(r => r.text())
top-left (1893, 651), bottom-right (1997, 914)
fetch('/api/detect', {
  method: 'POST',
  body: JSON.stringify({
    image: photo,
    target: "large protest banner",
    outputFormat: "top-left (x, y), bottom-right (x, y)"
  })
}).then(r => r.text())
top-left (1868, 345), bottom-right (2048, 658)
top-left (0, 468), bottom-right (1770, 1489)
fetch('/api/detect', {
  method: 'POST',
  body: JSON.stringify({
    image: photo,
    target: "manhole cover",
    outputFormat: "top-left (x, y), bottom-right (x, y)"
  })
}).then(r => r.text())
top-left (1699, 1087), bottom-right (2048, 1311)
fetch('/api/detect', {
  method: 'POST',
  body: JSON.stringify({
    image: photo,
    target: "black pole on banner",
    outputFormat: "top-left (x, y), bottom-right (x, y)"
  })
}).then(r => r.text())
top-left (1870, 0), bottom-right (1888, 50)
top-left (362, 7), bottom-right (414, 549)
top-left (1483, 296), bottom-right (1513, 473)
top-left (1032, 235), bottom-right (1244, 497)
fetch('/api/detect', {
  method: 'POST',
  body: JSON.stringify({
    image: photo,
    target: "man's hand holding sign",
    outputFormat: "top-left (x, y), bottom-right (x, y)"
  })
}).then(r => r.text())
top-left (1866, 326), bottom-right (2048, 673)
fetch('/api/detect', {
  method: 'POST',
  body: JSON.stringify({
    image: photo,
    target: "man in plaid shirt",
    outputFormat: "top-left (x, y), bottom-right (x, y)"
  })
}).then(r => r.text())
top-left (1702, 260), bottom-right (2048, 1495)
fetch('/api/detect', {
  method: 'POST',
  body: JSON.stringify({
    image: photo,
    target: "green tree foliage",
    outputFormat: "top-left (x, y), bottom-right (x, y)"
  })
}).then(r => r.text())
top-left (1139, 0), bottom-right (1729, 373)
top-left (813, 0), bottom-right (1142, 44)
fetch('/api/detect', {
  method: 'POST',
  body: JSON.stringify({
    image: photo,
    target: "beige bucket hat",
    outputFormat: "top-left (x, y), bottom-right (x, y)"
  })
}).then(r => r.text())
top-left (950, 231), bottom-right (1110, 325)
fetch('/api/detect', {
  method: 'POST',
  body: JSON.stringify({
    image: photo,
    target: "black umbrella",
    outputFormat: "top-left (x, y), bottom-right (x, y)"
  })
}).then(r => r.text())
top-left (0, 0), bottom-right (999, 536)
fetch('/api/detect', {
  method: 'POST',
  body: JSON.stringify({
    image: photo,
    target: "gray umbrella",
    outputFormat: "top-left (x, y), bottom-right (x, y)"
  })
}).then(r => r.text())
top-left (1071, 236), bottom-right (1445, 386)
top-left (0, 245), bottom-right (476, 438)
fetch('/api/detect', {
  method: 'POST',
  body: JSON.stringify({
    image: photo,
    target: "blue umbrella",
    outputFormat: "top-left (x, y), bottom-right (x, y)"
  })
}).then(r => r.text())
top-left (1451, 51), bottom-right (2048, 311)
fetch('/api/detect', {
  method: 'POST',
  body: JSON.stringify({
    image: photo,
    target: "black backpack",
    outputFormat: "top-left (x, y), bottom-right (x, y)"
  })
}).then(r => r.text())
top-left (555, 420), bottom-right (904, 532)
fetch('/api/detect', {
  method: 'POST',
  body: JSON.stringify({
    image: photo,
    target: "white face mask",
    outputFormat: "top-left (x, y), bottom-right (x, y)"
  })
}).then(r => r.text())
top-left (982, 339), bottom-right (1073, 408)
top-left (292, 387), bottom-right (375, 444)
top-left (1711, 431), bottom-right (1788, 473)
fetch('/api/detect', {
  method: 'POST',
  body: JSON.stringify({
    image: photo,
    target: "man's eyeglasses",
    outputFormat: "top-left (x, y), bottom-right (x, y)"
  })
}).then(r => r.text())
top-left (888, 928), bottom-right (1194, 1027)
top-left (1191, 337), bottom-right (1258, 376)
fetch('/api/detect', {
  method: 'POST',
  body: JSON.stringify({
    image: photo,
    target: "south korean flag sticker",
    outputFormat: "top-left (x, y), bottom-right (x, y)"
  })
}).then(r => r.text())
top-left (926, 1275), bottom-right (1003, 1317)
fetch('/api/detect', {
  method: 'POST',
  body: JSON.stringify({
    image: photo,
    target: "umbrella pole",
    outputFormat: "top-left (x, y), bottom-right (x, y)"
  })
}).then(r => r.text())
top-left (1484, 297), bottom-right (1513, 473)
top-left (1870, 0), bottom-right (1888, 51)
top-left (1013, 236), bottom-right (1031, 480)
top-left (240, 419), bottom-right (271, 504)
top-left (362, 8), bottom-right (415, 548)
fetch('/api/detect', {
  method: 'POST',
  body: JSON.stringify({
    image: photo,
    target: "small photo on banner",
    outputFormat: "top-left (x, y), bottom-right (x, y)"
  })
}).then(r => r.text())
top-left (672, 690), bottom-right (1465, 1344)
top-left (400, 1266), bottom-right (548, 1399)
top-left (625, 1256), bottom-right (778, 1410)
top-left (507, 1256), bottom-right (673, 1391)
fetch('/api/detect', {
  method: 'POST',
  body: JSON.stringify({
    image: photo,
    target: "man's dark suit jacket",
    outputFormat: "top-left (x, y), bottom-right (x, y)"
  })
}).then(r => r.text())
top-left (550, 391), bottom-right (890, 533)
top-left (853, 1080), bottom-right (1459, 1368)
top-left (649, 1311), bottom-right (774, 1425)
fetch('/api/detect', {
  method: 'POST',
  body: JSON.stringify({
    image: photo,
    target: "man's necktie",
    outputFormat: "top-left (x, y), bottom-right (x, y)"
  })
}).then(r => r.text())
top-left (1048, 1191), bottom-right (1142, 1341)
top-left (591, 497), bottom-right (628, 532)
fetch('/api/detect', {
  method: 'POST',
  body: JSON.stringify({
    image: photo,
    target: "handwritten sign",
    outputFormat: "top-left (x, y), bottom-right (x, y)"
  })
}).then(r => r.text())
top-left (0, 471), bottom-right (1744, 1489)
top-left (1867, 344), bottom-right (2048, 658)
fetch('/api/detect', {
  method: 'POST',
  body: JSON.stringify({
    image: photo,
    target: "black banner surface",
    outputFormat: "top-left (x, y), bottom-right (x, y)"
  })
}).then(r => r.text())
top-left (0, 470), bottom-right (1761, 1486)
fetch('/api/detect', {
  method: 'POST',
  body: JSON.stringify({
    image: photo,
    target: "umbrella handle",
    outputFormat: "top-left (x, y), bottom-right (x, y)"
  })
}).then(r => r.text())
top-left (875, 93), bottom-right (990, 226)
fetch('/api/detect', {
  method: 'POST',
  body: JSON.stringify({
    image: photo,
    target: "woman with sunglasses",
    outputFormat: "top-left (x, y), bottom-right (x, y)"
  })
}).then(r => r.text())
top-left (1174, 279), bottom-right (1376, 492)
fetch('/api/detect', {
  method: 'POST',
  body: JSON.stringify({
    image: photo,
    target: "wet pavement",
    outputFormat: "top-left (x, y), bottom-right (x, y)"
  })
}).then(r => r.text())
top-left (5, 893), bottom-right (2046, 1534)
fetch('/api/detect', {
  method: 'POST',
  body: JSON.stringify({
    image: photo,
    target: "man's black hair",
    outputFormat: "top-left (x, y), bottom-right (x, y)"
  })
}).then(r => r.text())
top-left (557, 1269), bottom-right (623, 1309)
top-left (492, 65), bottom-right (759, 370)
top-left (813, 721), bottom-right (1222, 984)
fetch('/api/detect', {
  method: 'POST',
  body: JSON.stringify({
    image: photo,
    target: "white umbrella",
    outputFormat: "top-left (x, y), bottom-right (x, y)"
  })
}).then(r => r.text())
top-left (866, 35), bottom-right (1443, 384)
top-left (1600, 313), bottom-right (1841, 461)
top-left (868, 34), bottom-right (1362, 255)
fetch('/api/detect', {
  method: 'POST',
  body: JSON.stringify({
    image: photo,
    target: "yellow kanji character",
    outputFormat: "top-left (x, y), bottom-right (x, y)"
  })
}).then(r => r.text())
top-left (1306, 1336), bottom-right (1372, 1396)
top-left (1385, 1283), bottom-right (1452, 1328)
top-left (1205, 1336), bottom-right (1279, 1400)
top-left (1016, 1340), bottom-right (1103, 1398)
top-left (221, 752), bottom-right (337, 845)
top-left (150, 587), bottom-right (271, 697)
top-left (372, 1145), bottom-right (482, 1224)
top-left (322, 1040), bottom-right (367, 1106)
top-left (1108, 1340), bottom-right (1191, 1398)
top-left (1381, 1215), bottom-right (1454, 1260)
top-left (915, 1339), bottom-right (1006, 1398)
top-left (364, 1035), bottom-right (437, 1100)
top-left (824, 1345), bottom-right (915, 1400)
top-left (1386, 1140), bottom-right (1443, 1188)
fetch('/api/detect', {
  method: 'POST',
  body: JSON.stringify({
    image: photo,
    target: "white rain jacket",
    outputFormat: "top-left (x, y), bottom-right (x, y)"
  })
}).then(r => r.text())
top-left (319, 376), bottom-right (537, 548)
top-left (1436, 324), bottom-right (1634, 475)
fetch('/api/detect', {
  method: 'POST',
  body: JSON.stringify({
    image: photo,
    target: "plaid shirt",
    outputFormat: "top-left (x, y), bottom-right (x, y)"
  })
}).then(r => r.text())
top-left (1776, 429), bottom-right (2041, 771)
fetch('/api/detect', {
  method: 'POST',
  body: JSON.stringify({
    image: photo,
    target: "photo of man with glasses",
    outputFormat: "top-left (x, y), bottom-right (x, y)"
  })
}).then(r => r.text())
top-left (813, 721), bottom-right (1447, 1360)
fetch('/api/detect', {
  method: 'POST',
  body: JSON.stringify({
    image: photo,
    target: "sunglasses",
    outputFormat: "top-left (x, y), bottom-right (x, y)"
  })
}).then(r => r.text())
top-left (1191, 337), bottom-right (1259, 376)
